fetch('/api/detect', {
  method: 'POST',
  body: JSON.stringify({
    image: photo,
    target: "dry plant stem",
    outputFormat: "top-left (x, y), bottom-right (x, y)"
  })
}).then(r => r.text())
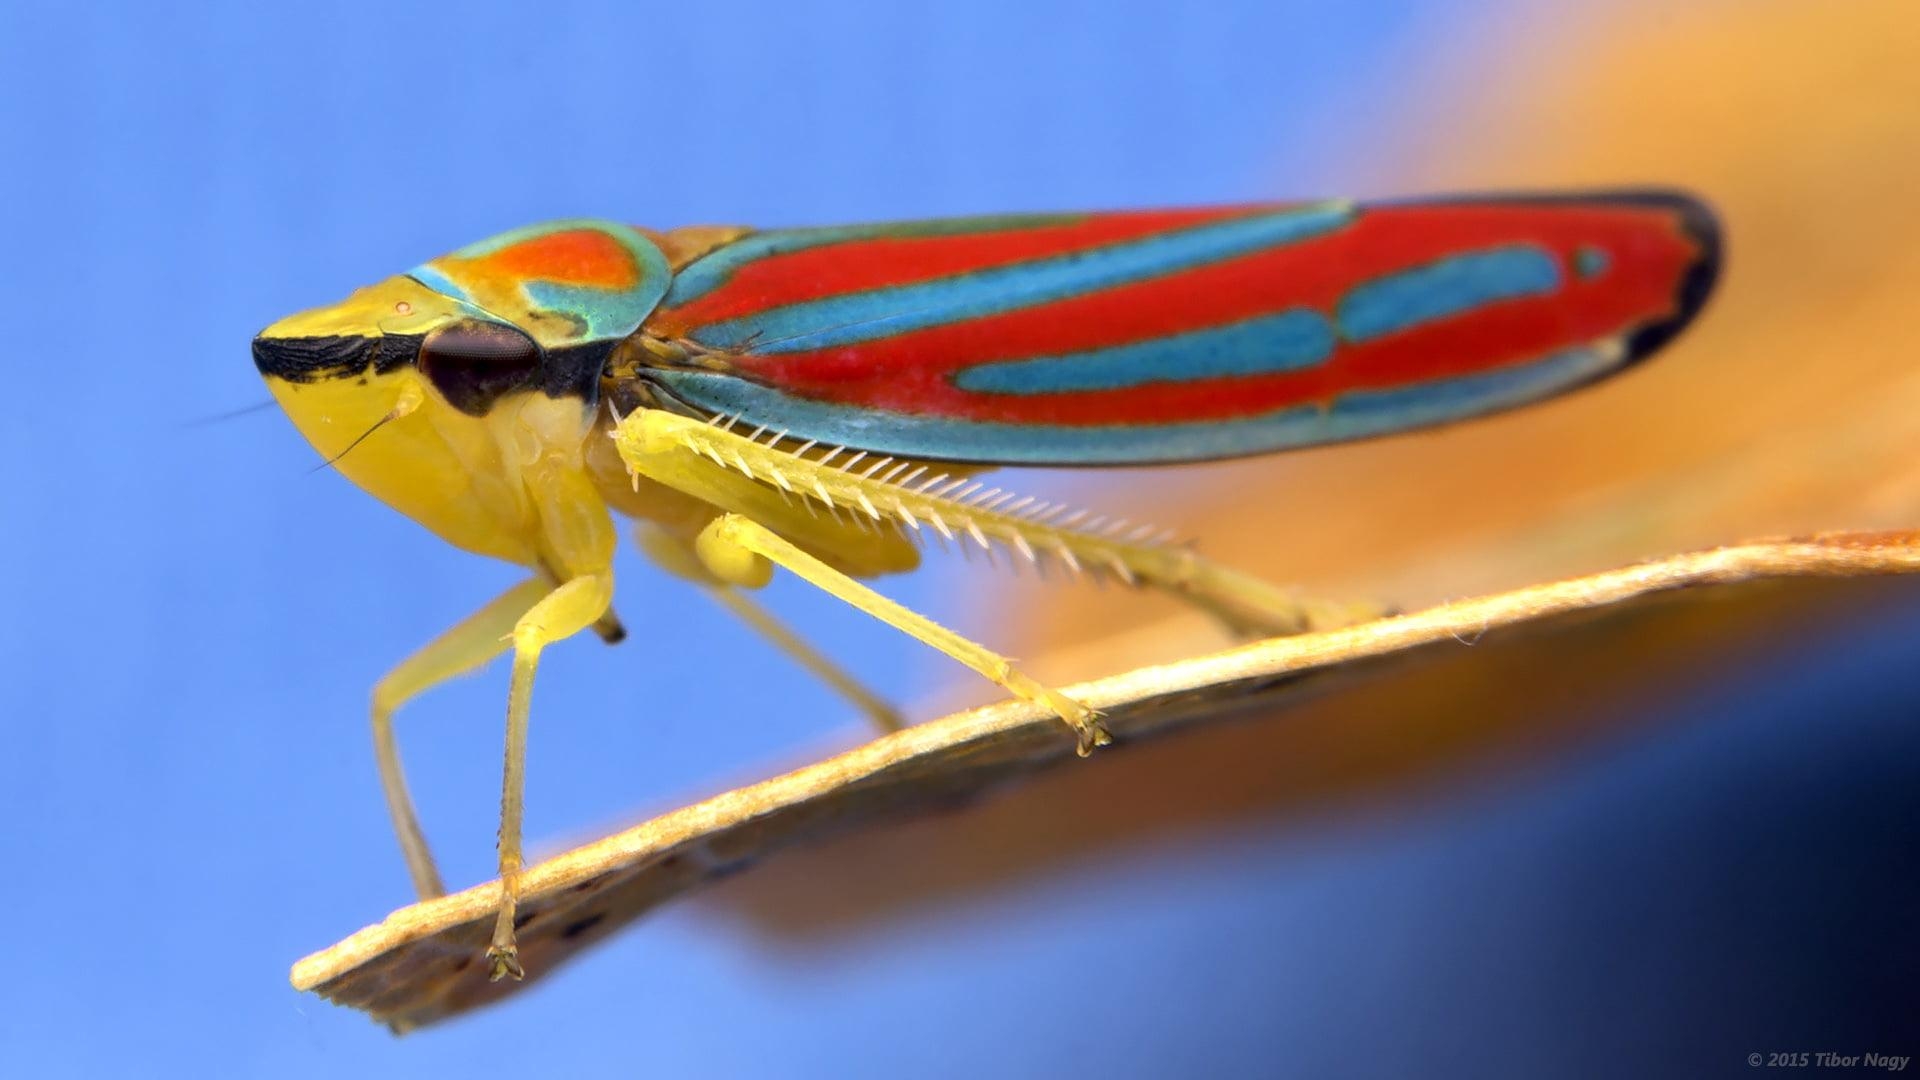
top-left (291, 529), bottom-right (1920, 1032)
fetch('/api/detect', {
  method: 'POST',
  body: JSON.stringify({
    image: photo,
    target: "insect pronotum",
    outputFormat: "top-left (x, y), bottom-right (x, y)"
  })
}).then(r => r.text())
top-left (253, 192), bottom-right (1721, 978)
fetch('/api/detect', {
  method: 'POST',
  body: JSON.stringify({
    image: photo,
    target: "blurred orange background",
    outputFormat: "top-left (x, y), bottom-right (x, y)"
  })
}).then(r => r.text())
top-left (705, 0), bottom-right (1920, 937)
top-left (1024, 0), bottom-right (1920, 646)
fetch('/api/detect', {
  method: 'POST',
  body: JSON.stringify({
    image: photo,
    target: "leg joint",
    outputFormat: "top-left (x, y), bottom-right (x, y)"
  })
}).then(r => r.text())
top-left (696, 515), bottom-right (774, 589)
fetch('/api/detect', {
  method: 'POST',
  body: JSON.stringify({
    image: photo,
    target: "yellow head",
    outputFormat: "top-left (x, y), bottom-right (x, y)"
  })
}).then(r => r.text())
top-left (251, 221), bottom-right (673, 566)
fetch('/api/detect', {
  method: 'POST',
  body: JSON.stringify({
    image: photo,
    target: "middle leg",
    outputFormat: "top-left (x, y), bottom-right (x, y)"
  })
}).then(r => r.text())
top-left (694, 513), bottom-right (1110, 755)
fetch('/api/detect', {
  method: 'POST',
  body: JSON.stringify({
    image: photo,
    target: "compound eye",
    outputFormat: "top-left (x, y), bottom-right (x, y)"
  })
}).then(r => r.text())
top-left (418, 319), bottom-right (541, 415)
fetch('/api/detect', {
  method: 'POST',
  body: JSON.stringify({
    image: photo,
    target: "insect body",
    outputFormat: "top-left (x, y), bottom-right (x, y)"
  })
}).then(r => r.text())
top-left (252, 192), bottom-right (1720, 978)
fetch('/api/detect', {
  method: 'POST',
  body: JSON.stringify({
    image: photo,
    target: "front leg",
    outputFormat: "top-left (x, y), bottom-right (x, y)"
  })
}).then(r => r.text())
top-left (372, 576), bottom-right (551, 900)
top-left (486, 569), bottom-right (614, 981)
top-left (485, 398), bottom-right (621, 980)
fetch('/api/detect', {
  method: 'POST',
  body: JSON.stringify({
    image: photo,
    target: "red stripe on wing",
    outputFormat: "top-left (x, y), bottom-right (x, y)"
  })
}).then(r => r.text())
top-left (652, 206), bottom-right (1272, 333)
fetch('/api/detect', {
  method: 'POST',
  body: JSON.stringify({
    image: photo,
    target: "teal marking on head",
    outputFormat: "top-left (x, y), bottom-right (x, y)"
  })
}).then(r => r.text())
top-left (407, 220), bottom-right (673, 348)
top-left (1574, 245), bottom-right (1611, 280)
top-left (405, 264), bottom-right (476, 307)
top-left (1338, 245), bottom-right (1562, 342)
top-left (523, 274), bottom-right (665, 343)
top-left (954, 309), bottom-right (1335, 396)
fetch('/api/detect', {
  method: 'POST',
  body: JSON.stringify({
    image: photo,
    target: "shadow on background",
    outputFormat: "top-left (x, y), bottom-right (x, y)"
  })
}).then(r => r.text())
top-left (706, 577), bottom-right (1920, 942)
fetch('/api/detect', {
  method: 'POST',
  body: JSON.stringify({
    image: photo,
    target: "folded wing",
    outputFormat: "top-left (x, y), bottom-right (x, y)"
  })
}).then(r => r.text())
top-left (641, 192), bottom-right (1720, 465)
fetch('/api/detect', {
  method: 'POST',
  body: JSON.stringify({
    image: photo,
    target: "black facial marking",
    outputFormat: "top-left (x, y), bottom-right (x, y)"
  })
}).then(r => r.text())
top-left (374, 333), bottom-right (425, 374)
top-left (251, 333), bottom-right (420, 383)
top-left (541, 340), bottom-right (615, 405)
top-left (419, 319), bottom-right (543, 416)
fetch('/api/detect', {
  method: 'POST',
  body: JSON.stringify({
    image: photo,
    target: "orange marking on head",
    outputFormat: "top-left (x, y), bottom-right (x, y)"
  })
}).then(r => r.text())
top-left (485, 230), bottom-right (639, 289)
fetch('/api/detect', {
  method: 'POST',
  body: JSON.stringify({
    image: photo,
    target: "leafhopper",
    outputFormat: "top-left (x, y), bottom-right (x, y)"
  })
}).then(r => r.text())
top-left (253, 192), bottom-right (1719, 977)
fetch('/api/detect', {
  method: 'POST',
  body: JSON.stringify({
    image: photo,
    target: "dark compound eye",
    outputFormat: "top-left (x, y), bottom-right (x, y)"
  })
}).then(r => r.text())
top-left (418, 319), bottom-right (542, 415)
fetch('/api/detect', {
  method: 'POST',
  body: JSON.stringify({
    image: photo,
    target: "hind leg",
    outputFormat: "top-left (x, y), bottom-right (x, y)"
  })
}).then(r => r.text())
top-left (635, 523), bottom-right (905, 734)
top-left (1139, 549), bottom-right (1387, 639)
top-left (692, 512), bottom-right (1109, 755)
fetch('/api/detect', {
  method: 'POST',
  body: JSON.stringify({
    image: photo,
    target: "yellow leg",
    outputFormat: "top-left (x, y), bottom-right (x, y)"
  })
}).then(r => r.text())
top-left (486, 570), bottom-right (615, 981)
top-left (612, 407), bottom-right (1375, 645)
top-left (697, 514), bottom-right (1110, 755)
top-left (613, 410), bottom-right (1105, 754)
top-left (371, 576), bottom-right (551, 900)
top-left (1156, 556), bottom-right (1387, 639)
top-left (635, 525), bottom-right (904, 735)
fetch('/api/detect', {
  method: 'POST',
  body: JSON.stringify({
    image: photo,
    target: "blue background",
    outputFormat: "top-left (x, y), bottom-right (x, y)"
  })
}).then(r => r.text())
top-left (2, 2), bottom-right (1915, 1076)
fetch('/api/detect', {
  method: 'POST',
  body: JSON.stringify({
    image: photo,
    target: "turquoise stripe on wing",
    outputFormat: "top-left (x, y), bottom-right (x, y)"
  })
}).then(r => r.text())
top-left (1338, 244), bottom-right (1561, 342)
top-left (953, 309), bottom-right (1335, 396)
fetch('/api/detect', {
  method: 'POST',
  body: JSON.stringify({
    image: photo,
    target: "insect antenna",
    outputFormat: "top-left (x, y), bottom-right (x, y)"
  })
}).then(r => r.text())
top-left (311, 417), bottom-right (394, 474)
top-left (311, 384), bottom-right (423, 475)
top-left (183, 399), bottom-right (280, 428)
